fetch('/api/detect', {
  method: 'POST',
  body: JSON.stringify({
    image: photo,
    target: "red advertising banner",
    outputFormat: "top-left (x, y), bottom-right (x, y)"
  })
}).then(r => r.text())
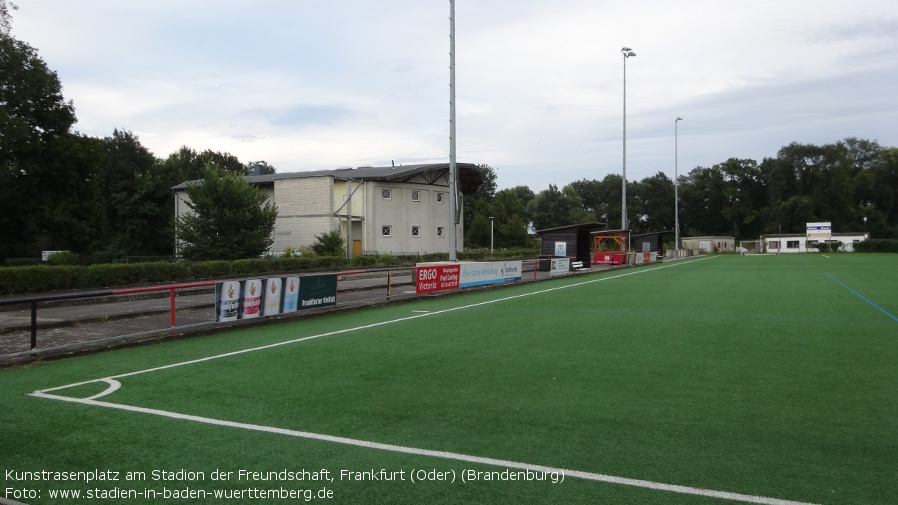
top-left (593, 252), bottom-right (626, 265)
top-left (415, 264), bottom-right (461, 294)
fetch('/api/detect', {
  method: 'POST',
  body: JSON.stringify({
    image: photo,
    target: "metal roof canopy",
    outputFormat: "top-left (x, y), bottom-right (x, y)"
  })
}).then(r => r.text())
top-left (172, 163), bottom-right (484, 195)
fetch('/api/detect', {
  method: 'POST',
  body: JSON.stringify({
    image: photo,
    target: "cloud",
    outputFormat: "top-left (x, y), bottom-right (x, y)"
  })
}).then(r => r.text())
top-left (246, 104), bottom-right (359, 130)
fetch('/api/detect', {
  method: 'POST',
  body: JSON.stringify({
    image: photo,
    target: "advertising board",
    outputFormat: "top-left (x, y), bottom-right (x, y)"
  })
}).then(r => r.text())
top-left (415, 264), bottom-right (461, 294)
top-left (215, 274), bottom-right (336, 322)
top-left (806, 222), bottom-right (832, 239)
top-left (550, 257), bottom-right (570, 276)
top-left (459, 261), bottom-right (523, 288)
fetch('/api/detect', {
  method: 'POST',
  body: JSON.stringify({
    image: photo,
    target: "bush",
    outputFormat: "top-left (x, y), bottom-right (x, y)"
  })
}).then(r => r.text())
top-left (310, 230), bottom-right (345, 257)
top-left (351, 255), bottom-right (378, 267)
top-left (855, 239), bottom-right (898, 253)
top-left (0, 248), bottom-right (539, 295)
top-left (46, 251), bottom-right (80, 266)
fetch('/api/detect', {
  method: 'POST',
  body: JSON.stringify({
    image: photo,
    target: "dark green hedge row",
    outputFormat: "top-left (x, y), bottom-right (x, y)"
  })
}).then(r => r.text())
top-left (854, 239), bottom-right (898, 253)
top-left (0, 250), bottom-right (538, 296)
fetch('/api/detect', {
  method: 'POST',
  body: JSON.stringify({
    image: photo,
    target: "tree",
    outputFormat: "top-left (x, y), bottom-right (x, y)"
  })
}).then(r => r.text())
top-left (310, 229), bottom-right (345, 256)
top-left (1, 31), bottom-right (90, 259)
top-left (463, 164), bottom-right (497, 235)
top-left (717, 158), bottom-right (764, 239)
top-left (175, 165), bottom-right (278, 260)
top-left (629, 172), bottom-right (674, 234)
top-left (1, 0), bottom-right (16, 36)
top-left (94, 129), bottom-right (161, 257)
top-left (570, 174), bottom-right (622, 226)
top-left (527, 184), bottom-right (592, 231)
top-left (245, 160), bottom-right (277, 175)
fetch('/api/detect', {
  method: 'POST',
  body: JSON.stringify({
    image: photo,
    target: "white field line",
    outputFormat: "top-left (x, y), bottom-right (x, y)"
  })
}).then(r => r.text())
top-left (26, 257), bottom-right (825, 505)
top-left (30, 386), bottom-right (818, 505)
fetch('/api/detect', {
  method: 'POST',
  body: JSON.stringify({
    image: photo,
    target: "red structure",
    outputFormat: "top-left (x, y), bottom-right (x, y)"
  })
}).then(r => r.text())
top-left (591, 229), bottom-right (630, 265)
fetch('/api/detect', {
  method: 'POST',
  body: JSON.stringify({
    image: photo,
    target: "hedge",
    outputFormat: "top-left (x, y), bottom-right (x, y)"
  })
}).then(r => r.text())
top-left (854, 239), bottom-right (898, 253)
top-left (0, 249), bottom-right (538, 296)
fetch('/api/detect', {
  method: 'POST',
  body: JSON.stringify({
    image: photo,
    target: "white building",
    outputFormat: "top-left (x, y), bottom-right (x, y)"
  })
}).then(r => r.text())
top-left (173, 163), bottom-right (484, 257)
top-left (760, 232), bottom-right (869, 253)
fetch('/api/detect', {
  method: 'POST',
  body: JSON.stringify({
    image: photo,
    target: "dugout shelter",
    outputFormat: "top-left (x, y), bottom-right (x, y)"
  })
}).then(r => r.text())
top-left (536, 222), bottom-right (607, 267)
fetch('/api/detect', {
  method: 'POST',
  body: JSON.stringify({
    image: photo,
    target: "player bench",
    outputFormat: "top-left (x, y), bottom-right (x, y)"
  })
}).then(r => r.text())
top-left (570, 260), bottom-right (589, 273)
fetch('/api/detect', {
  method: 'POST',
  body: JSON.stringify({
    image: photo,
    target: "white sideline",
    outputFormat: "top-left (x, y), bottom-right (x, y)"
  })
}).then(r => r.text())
top-left (27, 257), bottom-right (823, 504)
top-left (30, 387), bottom-right (818, 505)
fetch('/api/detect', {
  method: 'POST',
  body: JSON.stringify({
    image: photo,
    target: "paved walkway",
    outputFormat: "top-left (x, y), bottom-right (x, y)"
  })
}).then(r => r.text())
top-left (0, 263), bottom-right (615, 364)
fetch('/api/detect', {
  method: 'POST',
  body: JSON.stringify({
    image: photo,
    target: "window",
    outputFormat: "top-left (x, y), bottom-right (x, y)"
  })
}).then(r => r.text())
top-left (769, 241), bottom-right (780, 249)
top-left (437, 227), bottom-right (444, 237)
top-left (381, 225), bottom-right (392, 237)
top-left (787, 240), bottom-right (799, 249)
top-left (436, 193), bottom-right (444, 204)
top-left (411, 190), bottom-right (420, 202)
top-left (411, 226), bottom-right (420, 237)
top-left (381, 188), bottom-right (391, 199)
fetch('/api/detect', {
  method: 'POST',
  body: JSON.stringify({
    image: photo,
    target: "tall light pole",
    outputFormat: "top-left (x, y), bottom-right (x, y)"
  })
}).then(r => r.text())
top-left (621, 47), bottom-right (636, 232)
top-left (675, 117), bottom-right (682, 253)
top-left (448, 0), bottom-right (459, 261)
top-left (489, 216), bottom-right (495, 253)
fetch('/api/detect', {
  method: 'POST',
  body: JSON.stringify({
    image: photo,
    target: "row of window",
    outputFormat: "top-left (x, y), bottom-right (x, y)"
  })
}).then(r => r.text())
top-left (381, 225), bottom-right (445, 238)
top-left (769, 240), bottom-right (859, 249)
top-left (381, 189), bottom-right (445, 203)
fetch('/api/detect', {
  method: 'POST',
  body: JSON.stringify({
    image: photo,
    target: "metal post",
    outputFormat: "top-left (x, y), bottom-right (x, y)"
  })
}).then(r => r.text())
top-left (170, 288), bottom-right (177, 330)
top-left (621, 47), bottom-right (636, 232)
top-left (346, 178), bottom-right (353, 260)
top-left (489, 216), bottom-right (495, 253)
top-left (30, 301), bottom-right (37, 350)
top-left (448, 0), bottom-right (459, 262)
top-left (674, 119), bottom-right (679, 253)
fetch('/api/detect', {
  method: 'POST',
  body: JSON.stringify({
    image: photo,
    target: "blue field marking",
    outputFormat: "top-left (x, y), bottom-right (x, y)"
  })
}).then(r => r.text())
top-left (826, 273), bottom-right (898, 323)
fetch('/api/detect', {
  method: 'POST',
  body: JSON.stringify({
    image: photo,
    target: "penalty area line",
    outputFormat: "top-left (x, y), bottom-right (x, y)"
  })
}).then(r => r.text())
top-left (28, 390), bottom-right (819, 505)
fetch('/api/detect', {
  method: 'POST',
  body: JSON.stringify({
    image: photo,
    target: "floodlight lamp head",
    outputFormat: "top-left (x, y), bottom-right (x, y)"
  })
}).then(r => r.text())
top-left (621, 46), bottom-right (632, 52)
top-left (676, 117), bottom-right (683, 121)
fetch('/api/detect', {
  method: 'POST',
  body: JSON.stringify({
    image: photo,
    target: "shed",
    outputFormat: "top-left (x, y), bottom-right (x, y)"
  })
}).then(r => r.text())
top-left (631, 230), bottom-right (674, 254)
top-left (681, 236), bottom-right (735, 253)
top-left (535, 222), bottom-right (607, 266)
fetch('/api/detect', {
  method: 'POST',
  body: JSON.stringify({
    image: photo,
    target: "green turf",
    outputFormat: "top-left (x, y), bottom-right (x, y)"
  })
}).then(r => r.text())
top-left (2, 254), bottom-right (897, 504)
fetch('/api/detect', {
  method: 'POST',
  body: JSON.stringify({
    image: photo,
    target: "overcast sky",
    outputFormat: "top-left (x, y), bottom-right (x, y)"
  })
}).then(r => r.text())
top-left (11, 1), bottom-right (898, 190)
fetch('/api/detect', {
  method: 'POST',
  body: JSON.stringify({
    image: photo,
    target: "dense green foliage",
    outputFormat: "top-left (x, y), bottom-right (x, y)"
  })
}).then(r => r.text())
top-left (855, 239), bottom-right (898, 253)
top-left (176, 166), bottom-right (278, 261)
top-left (310, 229), bottom-right (346, 257)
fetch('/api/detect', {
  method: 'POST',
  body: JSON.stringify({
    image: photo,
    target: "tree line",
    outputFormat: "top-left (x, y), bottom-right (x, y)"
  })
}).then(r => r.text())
top-left (465, 138), bottom-right (898, 249)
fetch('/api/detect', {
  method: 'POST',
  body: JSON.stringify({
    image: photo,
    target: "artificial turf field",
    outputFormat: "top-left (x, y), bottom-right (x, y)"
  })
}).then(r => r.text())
top-left (1, 253), bottom-right (896, 505)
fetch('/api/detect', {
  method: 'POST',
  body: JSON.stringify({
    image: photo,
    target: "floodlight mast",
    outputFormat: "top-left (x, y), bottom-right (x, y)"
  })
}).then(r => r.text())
top-left (448, 0), bottom-right (458, 261)
top-left (675, 117), bottom-right (682, 252)
top-left (621, 47), bottom-right (636, 232)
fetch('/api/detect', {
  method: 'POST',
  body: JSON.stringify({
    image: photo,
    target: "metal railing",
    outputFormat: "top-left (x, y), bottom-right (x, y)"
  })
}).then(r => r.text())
top-left (0, 282), bottom-right (216, 351)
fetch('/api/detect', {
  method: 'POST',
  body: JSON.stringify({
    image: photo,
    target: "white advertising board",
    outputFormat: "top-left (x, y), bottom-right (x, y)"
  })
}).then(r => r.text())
top-left (459, 261), bottom-right (523, 288)
top-left (806, 222), bottom-right (832, 239)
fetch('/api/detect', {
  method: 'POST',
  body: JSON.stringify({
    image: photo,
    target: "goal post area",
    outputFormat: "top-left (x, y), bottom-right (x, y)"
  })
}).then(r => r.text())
top-left (738, 240), bottom-right (765, 254)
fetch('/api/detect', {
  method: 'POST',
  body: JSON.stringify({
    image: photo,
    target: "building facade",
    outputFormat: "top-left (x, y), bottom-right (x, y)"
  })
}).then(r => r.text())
top-left (759, 232), bottom-right (869, 253)
top-left (173, 163), bottom-right (483, 257)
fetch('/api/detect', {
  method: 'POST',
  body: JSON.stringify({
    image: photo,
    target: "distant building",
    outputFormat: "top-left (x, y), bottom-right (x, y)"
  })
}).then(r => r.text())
top-left (680, 236), bottom-right (735, 254)
top-left (173, 163), bottom-right (484, 257)
top-left (760, 232), bottom-right (868, 253)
